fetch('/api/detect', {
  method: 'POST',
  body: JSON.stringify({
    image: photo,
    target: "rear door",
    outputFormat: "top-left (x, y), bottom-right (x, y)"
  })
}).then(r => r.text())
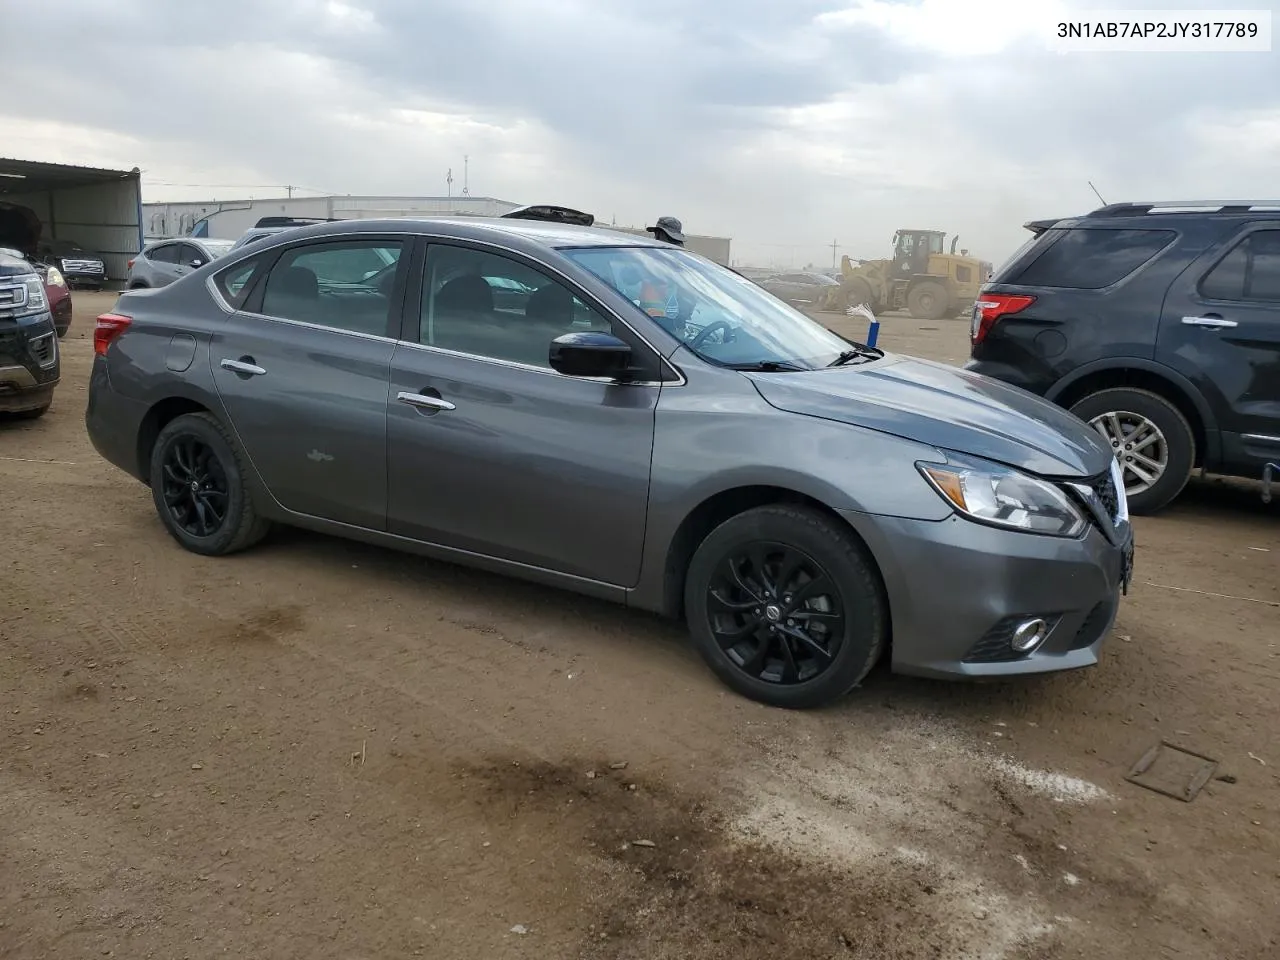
top-left (1158, 223), bottom-right (1280, 467)
top-left (385, 240), bottom-right (660, 586)
top-left (147, 243), bottom-right (184, 286)
top-left (208, 236), bottom-right (407, 529)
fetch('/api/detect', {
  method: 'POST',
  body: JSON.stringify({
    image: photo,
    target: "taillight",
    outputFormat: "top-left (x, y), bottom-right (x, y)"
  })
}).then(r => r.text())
top-left (94, 313), bottom-right (132, 356)
top-left (971, 293), bottom-right (1036, 345)
top-left (126, 258), bottom-right (135, 269)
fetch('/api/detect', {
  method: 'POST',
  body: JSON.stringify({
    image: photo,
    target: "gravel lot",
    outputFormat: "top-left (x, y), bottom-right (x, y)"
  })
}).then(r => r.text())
top-left (2, 292), bottom-right (1277, 959)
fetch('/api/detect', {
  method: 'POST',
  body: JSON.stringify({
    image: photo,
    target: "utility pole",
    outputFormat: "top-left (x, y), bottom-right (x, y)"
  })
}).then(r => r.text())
top-left (462, 155), bottom-right (470, 196)
top-left (285, 184), bottom-right (295, 198)
top-left (830, 238), bottom-right (839, 270)
top-left (446, 168), bottom-right (453, 199)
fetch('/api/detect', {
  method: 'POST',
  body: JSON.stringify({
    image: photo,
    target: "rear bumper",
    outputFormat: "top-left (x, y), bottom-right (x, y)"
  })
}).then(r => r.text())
top-left (85, 358), bottom-right (150, 480)
top-left (841, 509), bottom-right (1132, 680)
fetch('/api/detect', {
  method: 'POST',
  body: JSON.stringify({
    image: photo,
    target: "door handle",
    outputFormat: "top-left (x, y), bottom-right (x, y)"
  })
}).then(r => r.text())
top-left (397, 391), bottom-right (456, 412)
top-left (220, 358), bottom-right (267, 376)
top-left (1181, 316), bottom-right (1238, 329)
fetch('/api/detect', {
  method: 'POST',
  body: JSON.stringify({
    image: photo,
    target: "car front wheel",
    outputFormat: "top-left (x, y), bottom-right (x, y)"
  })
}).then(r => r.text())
top-left (149, 412), bottom-right (270, 555)
top-left (1069, 387), bottom-right (1195, 514)
top-left (684, 504), bottom-right (888, 709)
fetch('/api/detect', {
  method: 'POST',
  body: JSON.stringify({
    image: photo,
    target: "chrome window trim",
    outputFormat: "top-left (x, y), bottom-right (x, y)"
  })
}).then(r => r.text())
top-left (393, 337), bottom-right (671, 387)
top-left (205, 228), bottom-right (688, 385)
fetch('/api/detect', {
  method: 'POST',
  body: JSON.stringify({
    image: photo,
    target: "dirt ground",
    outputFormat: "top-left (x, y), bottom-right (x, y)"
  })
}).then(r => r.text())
top-left (2, 292), bottom-right (1277, 960)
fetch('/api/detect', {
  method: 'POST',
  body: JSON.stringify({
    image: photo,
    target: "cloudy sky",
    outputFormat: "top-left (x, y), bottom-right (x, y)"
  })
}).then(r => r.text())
top-left (2, 0), bottom-right (1275, 267)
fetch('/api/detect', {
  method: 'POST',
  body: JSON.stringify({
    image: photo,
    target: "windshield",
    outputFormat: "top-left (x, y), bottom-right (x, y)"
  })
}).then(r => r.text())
top-left (560, 246), bottom-right (855, 369)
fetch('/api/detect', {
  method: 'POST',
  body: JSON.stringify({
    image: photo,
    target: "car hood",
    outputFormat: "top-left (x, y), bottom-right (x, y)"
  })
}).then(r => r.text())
top-left (746, 354), bottom-right (1113, 478)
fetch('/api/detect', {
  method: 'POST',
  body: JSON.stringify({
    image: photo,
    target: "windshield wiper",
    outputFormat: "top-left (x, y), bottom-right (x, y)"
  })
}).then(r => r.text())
top-left (722, 359), bottom-right (809, 372)
top-left (827, 341), bottom-right (884, 367)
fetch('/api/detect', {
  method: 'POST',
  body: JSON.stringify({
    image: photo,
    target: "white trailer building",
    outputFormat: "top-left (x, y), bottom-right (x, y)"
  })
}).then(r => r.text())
top-left (142, 195), bottom-right (732, 265)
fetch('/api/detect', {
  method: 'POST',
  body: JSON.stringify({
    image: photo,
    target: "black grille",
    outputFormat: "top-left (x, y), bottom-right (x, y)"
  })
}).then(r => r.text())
top-left (1069, 599), bottom-right (1115, 650)
top-left (28, 333), bottom-right (55, 367)
top-left (963, 615), bottom-right (1061, 663)
top-left (1093, 470), bottom-right (1119, 521)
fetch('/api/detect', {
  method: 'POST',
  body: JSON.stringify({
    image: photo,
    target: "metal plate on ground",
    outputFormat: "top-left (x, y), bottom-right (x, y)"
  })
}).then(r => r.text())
top-left (1125, 741), bottom-right (1219, 802)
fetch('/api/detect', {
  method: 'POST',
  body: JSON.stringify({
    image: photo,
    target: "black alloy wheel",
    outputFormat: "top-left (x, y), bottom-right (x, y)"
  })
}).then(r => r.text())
top-left (161, 434), bottom-right (230, 538)
top-left (707, 542), bottom-right (844, 685)
top-left (149, 412), bottom-right (271, 556)
top-left (684, 504), bottom-right (887, 709)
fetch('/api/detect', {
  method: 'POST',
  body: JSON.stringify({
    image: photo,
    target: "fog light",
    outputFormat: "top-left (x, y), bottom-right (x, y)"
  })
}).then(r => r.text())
top-left (1010, 618), bottom-right (1049, 654)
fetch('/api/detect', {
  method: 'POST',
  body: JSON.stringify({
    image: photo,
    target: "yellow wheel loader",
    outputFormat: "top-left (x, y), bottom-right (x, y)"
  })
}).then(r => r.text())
top-left (823, 230), bottom-right (991, 321)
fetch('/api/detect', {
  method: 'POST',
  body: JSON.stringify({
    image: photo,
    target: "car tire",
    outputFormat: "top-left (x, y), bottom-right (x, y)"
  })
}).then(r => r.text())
top-left (907, 280), bottom-right (949, 321)
top-left (130, 281), bottom-right (148, 289)
top-left (148, 412), bottom-right (271, 556)
top-left (1069, 387), bottom-right (1195, 514)
top-left (684, 504), bottom-right (888, 709)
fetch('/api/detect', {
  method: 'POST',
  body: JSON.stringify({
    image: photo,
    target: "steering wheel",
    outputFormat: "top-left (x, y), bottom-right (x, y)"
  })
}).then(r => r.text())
top-left (689, 319), bottom-right (734, 350)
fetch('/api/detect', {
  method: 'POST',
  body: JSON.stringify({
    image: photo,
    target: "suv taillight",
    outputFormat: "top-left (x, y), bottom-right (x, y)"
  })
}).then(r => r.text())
top-left (971, 293), bottom-right (1036, 345)
top-left (94, 313), bottom-right (132, 356)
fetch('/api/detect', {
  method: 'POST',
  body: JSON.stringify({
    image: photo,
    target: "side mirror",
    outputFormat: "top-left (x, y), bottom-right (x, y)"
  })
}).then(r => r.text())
top-left (190, 259), bottom-right (204, 268)
top-left (548, 331), bottom-right (632, 379)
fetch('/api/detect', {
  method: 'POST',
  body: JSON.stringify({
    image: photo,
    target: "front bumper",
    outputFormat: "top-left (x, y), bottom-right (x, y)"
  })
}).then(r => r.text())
top-left (0, 311), bottom-right (60, 411)
top-left (842, 509), bottom-right (1133, 680)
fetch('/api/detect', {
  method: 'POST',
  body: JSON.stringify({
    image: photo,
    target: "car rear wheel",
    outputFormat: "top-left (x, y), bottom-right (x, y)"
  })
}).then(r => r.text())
top-left (1069, 388), bottom-right (1194, 514)
top-left (149, 412), bottom-right (271, 556)
top-left (684, 504), bottom-right (887, 709)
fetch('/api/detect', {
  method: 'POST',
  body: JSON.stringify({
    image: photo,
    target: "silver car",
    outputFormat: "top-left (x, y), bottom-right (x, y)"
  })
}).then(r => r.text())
top-left (128, 238), bottom-right (235, 289)
top-left (85, 218), bottom-right (1134, 709)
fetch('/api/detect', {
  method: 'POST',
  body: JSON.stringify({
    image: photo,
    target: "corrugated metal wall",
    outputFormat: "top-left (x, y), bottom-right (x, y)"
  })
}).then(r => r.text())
top-left (5, 175), bottom-right (142, 281)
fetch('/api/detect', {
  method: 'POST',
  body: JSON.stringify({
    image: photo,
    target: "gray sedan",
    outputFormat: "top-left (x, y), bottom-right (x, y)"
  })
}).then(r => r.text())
top-left (85, 217), bottom-right (1134, 708)
top-left (127, 238), bottom-right (235, 289)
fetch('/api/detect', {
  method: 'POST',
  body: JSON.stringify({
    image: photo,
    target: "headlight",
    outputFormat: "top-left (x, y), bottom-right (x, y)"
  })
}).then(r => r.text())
top-left (23, 277), bottom-right (47, 312)
top-left (45, 266), bottom-right (66, 287)
top-left (917, 453), bottom-right (1087, 538)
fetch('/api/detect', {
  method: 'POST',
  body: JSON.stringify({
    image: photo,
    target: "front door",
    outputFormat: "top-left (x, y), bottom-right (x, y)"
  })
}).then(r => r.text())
top-left (208, 236), bottom-right (408, 529)
top-left (1157, 223), bottom-right (1280, 469)
top-left (386, 241), bottom-right (659, 586)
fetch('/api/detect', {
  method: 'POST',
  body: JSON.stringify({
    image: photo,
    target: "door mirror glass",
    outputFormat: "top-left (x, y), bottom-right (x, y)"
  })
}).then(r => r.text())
top-left (548, 331), bottom-right (632, 379)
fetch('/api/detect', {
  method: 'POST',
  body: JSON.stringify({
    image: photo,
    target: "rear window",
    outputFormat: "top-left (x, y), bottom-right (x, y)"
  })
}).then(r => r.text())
top-left (1010, 228), bottom-right (1175, 289)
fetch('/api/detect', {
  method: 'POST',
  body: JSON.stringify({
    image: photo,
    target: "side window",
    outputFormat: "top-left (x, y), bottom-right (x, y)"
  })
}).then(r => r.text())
top-left (1200, 230), bottom-right (1280, 303)
top-left (149, 244), bottom-right (180, 264)
top-left (213, 255), bottom-right (264, 308)
top-left (259, 239), bottom-right (403, 336)
top-left (177, 243), bottom-right (202, 266)
top-left (1014, 228), bottom-right (1175, 289)
top-left (417, 245), bottom-right (613, 368)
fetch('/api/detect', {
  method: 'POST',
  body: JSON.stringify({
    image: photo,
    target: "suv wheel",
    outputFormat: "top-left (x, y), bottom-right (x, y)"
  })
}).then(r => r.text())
top-left (683, 505), bottom-right (887, 709)
top-left (149, 412), bottom-right (271, 556)
top-left (1069, 388), bottom-right (1195, 514)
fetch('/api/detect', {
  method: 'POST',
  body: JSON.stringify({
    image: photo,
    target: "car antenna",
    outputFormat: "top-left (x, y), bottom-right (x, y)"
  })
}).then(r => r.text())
top-left (1087, 180), bottom-right (1107, 205)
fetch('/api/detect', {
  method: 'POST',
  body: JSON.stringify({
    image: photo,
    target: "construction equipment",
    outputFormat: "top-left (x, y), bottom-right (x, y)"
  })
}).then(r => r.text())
top-left (822, 229), bottom-right (992, 321)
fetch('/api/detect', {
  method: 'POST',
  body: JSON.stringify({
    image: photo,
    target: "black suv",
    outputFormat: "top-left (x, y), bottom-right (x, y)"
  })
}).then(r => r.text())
top-left (966, 201), bottom-right (1280, 513)
top-left (0, 248), bottom-right (60, 419)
